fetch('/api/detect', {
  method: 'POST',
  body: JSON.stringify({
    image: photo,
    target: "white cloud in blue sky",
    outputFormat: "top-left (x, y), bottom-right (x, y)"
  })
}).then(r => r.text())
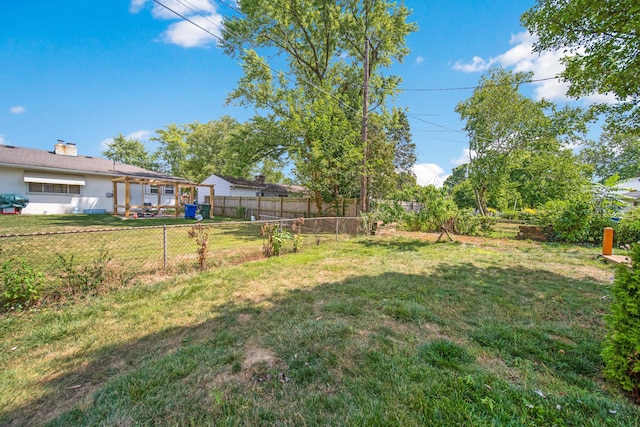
top-left (130, 0), bottom-right (222, 48)
top-left (101, 130), bottom-right (153, 149)
top-left (452, 31), bottom-right (617, 105)
top-left (451, 148), bottom-right (472, 167)
top-left (413, 163), bottom-right (447, 188)
top-left (9, 106), bottom-right (25, 114)
top-left (414, 55), bottom-right (425, 65)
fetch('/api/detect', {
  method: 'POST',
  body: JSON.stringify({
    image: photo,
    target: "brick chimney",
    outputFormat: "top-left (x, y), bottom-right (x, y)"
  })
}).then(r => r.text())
top-left (65, 142), bottom-right (77, 156)
top-left (54, 140), bottom-right (78, 157)
top-left (255, 174), bottom-right (266, 184)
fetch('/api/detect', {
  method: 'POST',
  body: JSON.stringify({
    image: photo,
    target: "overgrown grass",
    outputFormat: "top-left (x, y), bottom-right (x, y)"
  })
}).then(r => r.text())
top-left (1, 234), bottom-right (638, 425)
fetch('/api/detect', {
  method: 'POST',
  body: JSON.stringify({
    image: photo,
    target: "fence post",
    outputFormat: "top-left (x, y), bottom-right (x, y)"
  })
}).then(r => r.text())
top-left (163, 224), bottom-right (168, 270)
top-left (336, 217), bottom-right (339, 240)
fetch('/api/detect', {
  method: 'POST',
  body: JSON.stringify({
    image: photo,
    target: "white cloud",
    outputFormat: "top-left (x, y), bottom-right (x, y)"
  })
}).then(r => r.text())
top-left (9, 105), bottom-right (25, 114)
top-left (130, 0), bottom-right (222, 48)
top-left (129, 0), bottom-right (147, 14)
top-left (451, 148), bottom-right (472, 166)
top-left (100, 137), bottom-right (114, 149)
top-left (161, 14), bottom-right (222, 48)
top-left (100, 130), bottom-right (152, 149)
top-left (127, 129), bottom-right (152, 140)
top-left (452, 56), bottom-right (492, 73)
top-left (415, 55), bottom-right (425, 65)
top-left (452, 31), bottom-right (617, 105)
top-left (412, 163), bottom-right (447, 188)
top-left (0, 135), bottom-right (5, 145)
top-left (150, 0), bottom-right (216, 20)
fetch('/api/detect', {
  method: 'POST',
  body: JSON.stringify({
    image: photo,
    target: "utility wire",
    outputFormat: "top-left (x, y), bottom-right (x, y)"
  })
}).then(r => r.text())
top-left (399, 76), bottom-right (559, 92)
top-left (150, 0), bottom-right (498, 173)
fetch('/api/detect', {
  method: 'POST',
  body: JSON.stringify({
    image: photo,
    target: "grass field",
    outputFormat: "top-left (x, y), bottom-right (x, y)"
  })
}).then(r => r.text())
top-left (1, 229), bottom-right (638, 426)
top-left (0, 213), bottom-right (231, 234)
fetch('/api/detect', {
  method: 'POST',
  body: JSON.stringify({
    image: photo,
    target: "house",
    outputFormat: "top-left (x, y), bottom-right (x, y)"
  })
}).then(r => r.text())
top-left (0, 142), bottom-right (195, 215)
top-left (197, 174), bottom-right (307, 203)
top-left (614, 176), bottom-right (640, 208)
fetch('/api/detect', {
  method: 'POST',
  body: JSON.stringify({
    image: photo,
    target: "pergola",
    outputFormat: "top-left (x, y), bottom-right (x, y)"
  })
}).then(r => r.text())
top-left (112, 175), bottom-right (215, 219)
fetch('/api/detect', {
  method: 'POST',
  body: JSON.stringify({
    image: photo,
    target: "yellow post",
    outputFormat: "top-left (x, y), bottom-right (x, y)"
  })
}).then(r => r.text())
top-left (603, 227), bottom-right (614, 256)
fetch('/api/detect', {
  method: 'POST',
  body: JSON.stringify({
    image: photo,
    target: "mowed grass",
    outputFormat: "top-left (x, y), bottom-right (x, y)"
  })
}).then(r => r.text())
top-left (2, 233), bottom-right (639, 426)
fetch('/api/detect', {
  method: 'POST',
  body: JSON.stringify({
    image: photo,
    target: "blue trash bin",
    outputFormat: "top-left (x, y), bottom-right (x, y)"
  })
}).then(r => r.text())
top-left (185, 204), bottom-right (197, 219)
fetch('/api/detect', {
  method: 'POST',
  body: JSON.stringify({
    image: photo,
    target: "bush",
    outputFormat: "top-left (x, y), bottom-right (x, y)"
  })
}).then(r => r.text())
top-left (371, 200), bottom-right (406, 225)
top-left (602, 245), bottom-right (640, 402)
top-left (261, 224), bottom-right (292, 257)
top-left (617, 207), bottom-right (640, 246)
top-left (0, 257), bottom-right (44, 311)
top-left (453, 209), bottom-right (497, 236)
top-left (403, 187), bottom-right (457, 232)
top-left (536, 198), bottom-right (614, 244)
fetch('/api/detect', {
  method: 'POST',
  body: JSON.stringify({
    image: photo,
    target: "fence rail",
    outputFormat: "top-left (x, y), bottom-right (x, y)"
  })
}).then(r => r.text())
top-left (0, 217), bottom-right (363, 284)
top-left (213, 196), bottom-right (359, 219)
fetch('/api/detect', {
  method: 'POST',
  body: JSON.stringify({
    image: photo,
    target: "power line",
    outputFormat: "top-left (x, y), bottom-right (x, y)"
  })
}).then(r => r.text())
top-left (151, 0), bottom-right (477, 159)
top-left (399, 76), bottom-right (559, 92)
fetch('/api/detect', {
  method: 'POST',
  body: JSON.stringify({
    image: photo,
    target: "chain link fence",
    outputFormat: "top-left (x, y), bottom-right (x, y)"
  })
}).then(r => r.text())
top-left (0, 217), bottom-right (364, 285)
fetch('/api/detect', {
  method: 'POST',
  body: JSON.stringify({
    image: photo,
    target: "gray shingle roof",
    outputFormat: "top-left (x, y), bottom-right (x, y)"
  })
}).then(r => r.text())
top-left (0, 144), bottom-right (189, 182)
top-left (217, 175), bottom-right (307, 195)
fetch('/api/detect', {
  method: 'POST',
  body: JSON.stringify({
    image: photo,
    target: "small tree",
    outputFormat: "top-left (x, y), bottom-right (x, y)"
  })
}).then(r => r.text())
top-left (602, 245), bottom-right (640, 402)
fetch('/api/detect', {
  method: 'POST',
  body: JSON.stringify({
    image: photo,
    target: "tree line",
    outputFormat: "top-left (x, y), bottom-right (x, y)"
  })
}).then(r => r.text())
top-left (104, 0), bottom-right (639, 218)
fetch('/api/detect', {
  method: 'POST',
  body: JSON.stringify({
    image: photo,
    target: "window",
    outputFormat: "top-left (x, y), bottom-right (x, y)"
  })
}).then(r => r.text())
top-left (148, 185), bottom-right (175, 195)
top-left (28, 182), bottom-right (81, 195)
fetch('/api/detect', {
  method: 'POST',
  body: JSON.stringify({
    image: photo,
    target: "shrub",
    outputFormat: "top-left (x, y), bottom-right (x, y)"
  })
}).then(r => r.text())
top-left (617, 207), bottom-right (640, 246)
top-left (403, 187), bottom-right (457, 232)
top-left (520, 208), bottom-right (537, 222)
top-left (453, 209), bottom-right (497, 236)
top-left (261, 224), bottom-right (292, 257)
top-left (373, 200), bottom-right (406, 225)
top-left (0, 257), bottom-right (44, 311)
top-left (536, 198), bottom-right (614, 244)
top-left (602, 245), bottom-right (640, 402)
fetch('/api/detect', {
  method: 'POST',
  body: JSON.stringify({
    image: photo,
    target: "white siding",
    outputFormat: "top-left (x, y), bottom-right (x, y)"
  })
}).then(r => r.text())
top-left (616, 177), bottom-right (640, 192)
top-left (0, 166), bottom-right (178, 215)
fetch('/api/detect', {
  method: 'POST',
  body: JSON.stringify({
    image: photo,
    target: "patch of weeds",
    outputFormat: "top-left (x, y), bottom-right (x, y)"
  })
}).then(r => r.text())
top-left (417, 339), bottom-right (474, 369)
top-left (261, 224), bottom-right (292, 257)
top-left (0, 257), bottom-right (44, 311)
top-left (188, 224), bottom-right (209, 269)
top-left (55, 244), bottom-right (112, 298)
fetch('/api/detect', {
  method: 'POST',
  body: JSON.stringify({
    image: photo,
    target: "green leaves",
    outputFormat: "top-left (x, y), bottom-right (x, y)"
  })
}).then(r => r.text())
top-left (455, 67), bottom-right (590, 213)
top-left (102, 134), bottom-right (160, 171)
top-left (223, 0), bottom-right (417, 206)
top-left (522, 0), bottom-right (640, 132)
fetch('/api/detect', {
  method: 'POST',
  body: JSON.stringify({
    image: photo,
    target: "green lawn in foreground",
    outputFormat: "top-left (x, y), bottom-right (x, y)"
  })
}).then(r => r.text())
top-left (1, 234), bottom-right (638, 426)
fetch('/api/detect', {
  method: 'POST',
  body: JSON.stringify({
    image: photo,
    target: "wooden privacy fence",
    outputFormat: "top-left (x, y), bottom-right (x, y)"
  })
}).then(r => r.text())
top-left (213, 196), bottom-right (358, 219)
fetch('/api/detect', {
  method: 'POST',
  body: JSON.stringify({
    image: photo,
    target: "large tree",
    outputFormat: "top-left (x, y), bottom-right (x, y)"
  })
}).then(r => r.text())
top-left (102, 134), bottom-right (159, 171)
top-left (522, 0), bottom-right (640, 132)
top-left (222, 0), bottom-right (417, 210)
top-left (455, 68), bottom-right (589, 214)
top-left (580, 130), bottom-right (640, 181)
top-left (152, 117), bottom-right (284, 183)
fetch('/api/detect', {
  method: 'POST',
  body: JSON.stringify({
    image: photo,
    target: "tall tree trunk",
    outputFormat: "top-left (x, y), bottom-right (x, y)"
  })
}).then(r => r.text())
top-left (474, 186), bottom-right (488, 216)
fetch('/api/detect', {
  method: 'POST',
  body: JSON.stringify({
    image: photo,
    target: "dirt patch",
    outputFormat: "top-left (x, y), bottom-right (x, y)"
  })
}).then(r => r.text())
top-left (237, 313), bottom-right (252, 323)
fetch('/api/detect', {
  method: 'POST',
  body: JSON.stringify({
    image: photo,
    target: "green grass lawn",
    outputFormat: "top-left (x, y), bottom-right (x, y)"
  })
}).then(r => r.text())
top-left (1, 233), bottom-right (638, 426)
top-left (0, 213), bottom-right (231, 234)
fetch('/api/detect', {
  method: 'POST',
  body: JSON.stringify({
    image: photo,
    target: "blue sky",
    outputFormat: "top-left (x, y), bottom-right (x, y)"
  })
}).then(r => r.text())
top-left (0, 0), bottom-right (605, 185)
